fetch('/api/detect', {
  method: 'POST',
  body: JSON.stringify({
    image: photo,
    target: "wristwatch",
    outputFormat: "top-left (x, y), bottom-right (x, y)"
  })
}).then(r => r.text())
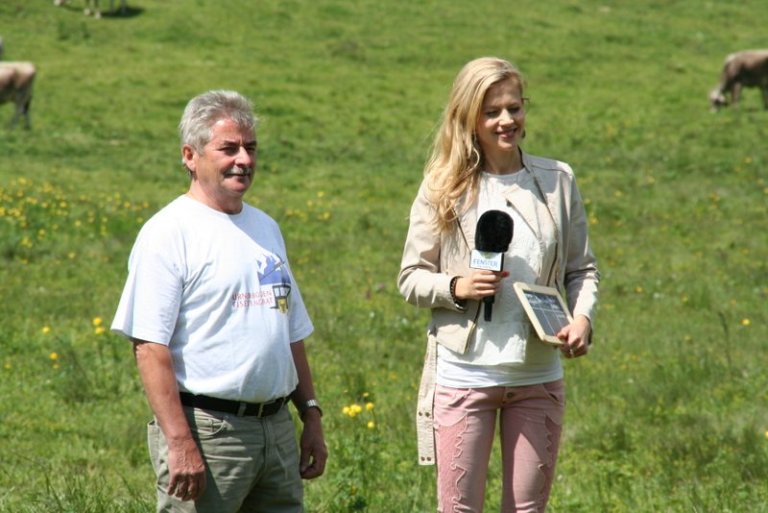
top-left (301, 399), bottom-right (323, 419)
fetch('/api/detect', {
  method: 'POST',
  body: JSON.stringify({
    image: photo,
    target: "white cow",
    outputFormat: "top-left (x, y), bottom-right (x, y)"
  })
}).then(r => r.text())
top-left (54, 0), bottom-right (127, 18)
top-left (0, 61), bottom-right (36, 130)
top-left (709, 49), bottom-right (768, 111)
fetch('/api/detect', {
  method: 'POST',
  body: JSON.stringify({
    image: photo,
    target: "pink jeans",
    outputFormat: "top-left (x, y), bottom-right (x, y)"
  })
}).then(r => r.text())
top-left (434, 380), bottom-right (565, 513)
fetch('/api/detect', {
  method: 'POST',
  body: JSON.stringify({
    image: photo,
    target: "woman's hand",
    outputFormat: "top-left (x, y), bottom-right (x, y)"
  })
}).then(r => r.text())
top-left (557, 314), bottom-right (591, 358)
top-left (454, 270), bottom-right (509, 301)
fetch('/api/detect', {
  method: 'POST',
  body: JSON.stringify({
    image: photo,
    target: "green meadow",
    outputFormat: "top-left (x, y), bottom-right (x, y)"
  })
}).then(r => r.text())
top-left (1, 0), bottom-right (766, 511)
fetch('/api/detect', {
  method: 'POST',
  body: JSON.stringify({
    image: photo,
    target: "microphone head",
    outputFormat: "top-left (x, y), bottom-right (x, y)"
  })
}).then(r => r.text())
top-left (475, 210), bottom-right (513, 252)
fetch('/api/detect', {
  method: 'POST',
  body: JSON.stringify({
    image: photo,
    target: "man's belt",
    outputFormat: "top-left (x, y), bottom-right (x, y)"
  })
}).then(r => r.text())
top-left (179, 392), bottom-right (288, 417)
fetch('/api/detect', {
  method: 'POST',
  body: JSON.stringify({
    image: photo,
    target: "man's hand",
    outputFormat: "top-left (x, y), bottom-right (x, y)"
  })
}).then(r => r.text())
top-left (298, 409), bottom-right (327, 479)
top-left (166, 436), bottom-right (207, 501)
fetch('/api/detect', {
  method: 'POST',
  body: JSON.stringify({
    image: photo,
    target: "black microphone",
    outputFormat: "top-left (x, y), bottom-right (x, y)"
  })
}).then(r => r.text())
top-left (470, 210), bottom-right (514, 321)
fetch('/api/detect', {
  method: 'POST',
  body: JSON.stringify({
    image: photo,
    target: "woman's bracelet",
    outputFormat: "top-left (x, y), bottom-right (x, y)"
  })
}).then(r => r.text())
top-left (449, 276), bottom-right (461, 303)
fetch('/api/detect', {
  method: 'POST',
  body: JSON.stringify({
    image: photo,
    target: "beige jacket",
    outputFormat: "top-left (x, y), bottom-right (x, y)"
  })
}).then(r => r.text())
top-left (398, 151), bottom-right (600, 464)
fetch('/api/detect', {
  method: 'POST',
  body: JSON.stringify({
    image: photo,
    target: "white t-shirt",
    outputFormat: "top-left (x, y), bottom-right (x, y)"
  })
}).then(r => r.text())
top-left (111, 195), bottom-right (314, 402)
top-left (437, 171), bottom-right (562, 388)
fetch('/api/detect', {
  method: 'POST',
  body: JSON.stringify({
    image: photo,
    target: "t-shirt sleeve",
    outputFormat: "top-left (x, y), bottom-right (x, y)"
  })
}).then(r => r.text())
top-left (268, 223), bottom-right (314, 344)
top-left (285, 262), bottom-right (314, 344)
top-left (111, 220), bottom-right (184, 345)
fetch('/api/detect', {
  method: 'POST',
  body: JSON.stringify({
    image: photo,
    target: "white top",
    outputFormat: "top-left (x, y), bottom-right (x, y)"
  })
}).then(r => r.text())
top-left (437, 171), bottom-right (562, 387)
top-left (111, 195), bottom-right (314, 402)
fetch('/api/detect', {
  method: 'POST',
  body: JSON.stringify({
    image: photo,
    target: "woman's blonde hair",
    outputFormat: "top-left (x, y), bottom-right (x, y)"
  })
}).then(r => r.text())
top-left (425, 57), bottom-right (525, 232)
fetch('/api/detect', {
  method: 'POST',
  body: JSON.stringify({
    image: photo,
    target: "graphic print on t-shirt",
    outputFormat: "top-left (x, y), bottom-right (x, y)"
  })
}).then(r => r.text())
top-left (260, 255), bottom-right (292, 313)
top-left (231, 254), bottom-right (292, 313)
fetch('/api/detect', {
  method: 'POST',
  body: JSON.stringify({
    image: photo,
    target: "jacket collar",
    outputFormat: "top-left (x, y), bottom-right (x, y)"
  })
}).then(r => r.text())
top-left (454, 151), bottom-right (546, 249)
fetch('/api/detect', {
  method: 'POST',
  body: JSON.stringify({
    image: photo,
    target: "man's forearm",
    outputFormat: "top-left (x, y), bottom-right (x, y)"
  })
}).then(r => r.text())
top-left (132, 340), bottom-right (193, 441)
top-left (132, 339), bottom-right (207, 500)
top-left (289, 340), bottom-right (321, 419)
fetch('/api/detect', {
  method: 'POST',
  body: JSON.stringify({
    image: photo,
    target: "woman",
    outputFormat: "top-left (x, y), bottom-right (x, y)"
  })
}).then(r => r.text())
top-left (398, 57), bottom-right (599, 512)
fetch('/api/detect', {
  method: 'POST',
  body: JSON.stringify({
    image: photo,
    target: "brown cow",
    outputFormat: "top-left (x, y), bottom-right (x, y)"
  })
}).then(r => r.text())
top-left (0, 62), bottom-right (36, 130)
top-left (709, 49), bottom-right (768, 111)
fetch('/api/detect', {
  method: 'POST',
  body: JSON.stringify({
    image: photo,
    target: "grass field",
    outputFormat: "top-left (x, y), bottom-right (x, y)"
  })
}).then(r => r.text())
top-left (1, 1), bottom-right (767, 511)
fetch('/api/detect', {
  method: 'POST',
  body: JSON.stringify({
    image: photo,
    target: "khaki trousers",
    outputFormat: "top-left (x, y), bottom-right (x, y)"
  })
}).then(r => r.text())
top-left (148, 406), bottom-right (303, 513)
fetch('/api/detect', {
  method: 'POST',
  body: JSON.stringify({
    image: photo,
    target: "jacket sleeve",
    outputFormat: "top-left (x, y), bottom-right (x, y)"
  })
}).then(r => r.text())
top-left (563, 177), bottom-right (600, 324)
top-left (397, 183), bottom-right (463, 311)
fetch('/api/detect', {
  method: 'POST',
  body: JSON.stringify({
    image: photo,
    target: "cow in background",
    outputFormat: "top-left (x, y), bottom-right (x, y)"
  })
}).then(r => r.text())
top-left (0, 61), bottom-right (36, 130)
top-left (54, 0), bottom-right (127, 18)
top-left (0, 36), bottom-right (36, 130)
top-left (709, 49), bottom-right (768, 112)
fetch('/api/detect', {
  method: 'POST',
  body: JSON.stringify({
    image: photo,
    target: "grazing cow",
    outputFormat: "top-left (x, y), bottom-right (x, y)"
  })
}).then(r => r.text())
top-left (54, 0), bottom-right (127, 18)
top-left (0, 61), bottom-right (36, 130)
top-left (709, 49), bottom-right (768, 111)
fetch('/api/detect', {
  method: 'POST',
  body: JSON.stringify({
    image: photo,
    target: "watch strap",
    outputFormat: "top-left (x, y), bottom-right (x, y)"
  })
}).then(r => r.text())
top-left (301, 398), bottom-right (323, 418)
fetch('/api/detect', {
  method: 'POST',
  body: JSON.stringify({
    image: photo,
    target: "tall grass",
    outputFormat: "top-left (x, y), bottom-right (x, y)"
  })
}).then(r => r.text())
top-left (1, 0), bottom-right (766, 511)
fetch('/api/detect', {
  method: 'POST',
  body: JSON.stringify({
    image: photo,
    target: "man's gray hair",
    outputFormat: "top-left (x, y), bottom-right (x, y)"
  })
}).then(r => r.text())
top-left (179, 90), bottom-right (258, 153)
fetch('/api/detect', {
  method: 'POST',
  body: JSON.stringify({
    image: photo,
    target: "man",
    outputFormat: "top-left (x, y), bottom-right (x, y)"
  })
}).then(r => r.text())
top-left (112, 90), bottom-right (327, 512)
